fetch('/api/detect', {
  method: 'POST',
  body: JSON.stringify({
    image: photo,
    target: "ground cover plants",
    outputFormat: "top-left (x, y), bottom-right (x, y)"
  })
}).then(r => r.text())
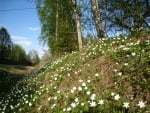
top-left (0, 68), bottom-right (24, 96)
top-left (0, 35), bottom-right (149, 113)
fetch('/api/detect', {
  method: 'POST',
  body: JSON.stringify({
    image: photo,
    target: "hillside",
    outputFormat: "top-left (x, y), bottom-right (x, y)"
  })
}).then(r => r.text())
top-left (0, 35), bottom-right (150, 113)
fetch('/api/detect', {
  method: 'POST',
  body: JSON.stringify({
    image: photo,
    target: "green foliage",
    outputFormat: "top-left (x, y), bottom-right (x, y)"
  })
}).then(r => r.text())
top-left (0, 27), bottom-right (38, 65)
top-left (10, 44), bottom-right (29, 65)
top-left (0, 27), bottom-right (13, 61)
top-left (36, 0), bottom-right (78, 58)
top-left (0, 68), bottom-right (24, 95)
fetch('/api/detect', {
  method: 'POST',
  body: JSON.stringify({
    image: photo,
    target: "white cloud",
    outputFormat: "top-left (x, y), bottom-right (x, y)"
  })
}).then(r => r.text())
top-left (11, 35), bottom-right (32, 46)
top-left (28, 26), bottom-right (40, 31)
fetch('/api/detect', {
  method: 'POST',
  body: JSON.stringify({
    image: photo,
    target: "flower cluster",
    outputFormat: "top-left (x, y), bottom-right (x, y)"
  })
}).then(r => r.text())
top-left (0, 36), bottom-right (149, 113)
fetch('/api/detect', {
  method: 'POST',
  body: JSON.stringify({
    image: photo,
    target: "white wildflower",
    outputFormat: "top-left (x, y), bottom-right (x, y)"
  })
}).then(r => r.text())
top-left (71, 103), bottom-right (76, 108)
top-left (123, 102), bottom-right (129, 108)
top-left (78, 86), bottom-right (82, 91)
top-left (90, 94), bottom-right (96, 100)
top-left (114, 94), bottom-right (120, 100)
top-left (98, 99), bottom-right (104, 105)
top-left (82, 82), bottom-right (86, 87)
top-left (86, 91), bottom-right (91, 95)
top-left (67, 107), bottom-right (71, 111)
top-left (87, 80), bottom-right (91, 83)
top-left (79, 79), bottom-right (83, 82)
top-left (19, 108), bottom-right (22, 111)
top-left (131, 52), bottom-right (136, 56)
top-left (111, 92), bottom-right (115, 96)
top-left (54, 96), bottom-right (57, 100)
top-left (75, 98), bottom-right (79, 102)
top-left (63, 108), bottom-right (66, 112)
top-left (71, 89), bottom-right (74, 93)
top-left (29, 102), bottom-right (32, 107)
top-left (10, 105), bottom-right (14, 110)
top-left (51, 104), bottom-right (56, 109)
top-left (90, 101), bottom-right (97, 107)
top-left (95, 73), bottom-right (99, 77)
top-left (68, 73), bottom-right (70, 76)
top-left (57, 91), bottom-right (60, 94)
top-left (81, 103), bottom-right (85, 106)
top-left (113, 69), bottom-right (117, 72)
top-left (75, 71), bottom-right (78, 74)
top-left (73, 87), bottom-right (77, 90)
top-left (124, 63), bottom-right (128, 66)
top-left (54, 77), bottom-right (57, 80)
top-left (48, 97), bottom-right (51, 101)
top-left (118, 72), bottom-right (122, 76)
top-left (84, 86), bottom-right (88, 90)
top-left (38, 106), bottom-right (42, 110)
top-left (137, 101), bottom-right (145, 108)
top-left (39, 92), bottom-right (41, 95)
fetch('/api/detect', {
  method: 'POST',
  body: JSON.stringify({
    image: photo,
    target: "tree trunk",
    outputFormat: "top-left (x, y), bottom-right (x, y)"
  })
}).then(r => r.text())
top-left (72, 0), bottom-right (83, 53)
top-left (55, 2), bottom-right (59, 41)
top-left (91, 0), bottom-right (104, 38)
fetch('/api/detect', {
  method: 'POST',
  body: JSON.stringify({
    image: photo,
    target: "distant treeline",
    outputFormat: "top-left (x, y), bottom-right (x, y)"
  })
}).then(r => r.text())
top-left (0, 27), bottom-right (40, 65)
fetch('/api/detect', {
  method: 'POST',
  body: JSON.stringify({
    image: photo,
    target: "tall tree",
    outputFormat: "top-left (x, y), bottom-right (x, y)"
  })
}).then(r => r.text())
top-left (11, 44), bottom-right (28, 64)
top-left (36, 0), bottom-right (78, 57)
top-left (0, 27), bottom-right (12, 61)
top-left (72, 0), bottom-right (83, 53)
top-left (91, 0), bottom-right (104, 38)
top-left (99, 0), bottom-right (150, 36)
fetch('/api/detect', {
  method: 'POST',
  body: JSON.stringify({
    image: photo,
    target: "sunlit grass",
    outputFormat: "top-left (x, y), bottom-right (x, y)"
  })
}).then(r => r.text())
top-left (0, 35), bottom-right (150, 113)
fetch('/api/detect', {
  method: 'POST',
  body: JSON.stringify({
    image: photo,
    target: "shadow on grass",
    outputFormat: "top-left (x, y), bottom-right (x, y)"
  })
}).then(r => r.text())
top-left (0, 68), bottom-right (24, 95)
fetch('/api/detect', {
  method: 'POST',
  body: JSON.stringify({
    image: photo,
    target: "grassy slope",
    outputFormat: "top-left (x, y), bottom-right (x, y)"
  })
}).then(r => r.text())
top-left (0, 35), bottom-right (150, 113)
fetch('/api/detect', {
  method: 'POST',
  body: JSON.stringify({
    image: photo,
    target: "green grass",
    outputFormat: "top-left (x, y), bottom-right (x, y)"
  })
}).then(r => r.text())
top-left (0, 35), bottom-right (150, 113)
top-left (0, 68), bottom-right (24, 95)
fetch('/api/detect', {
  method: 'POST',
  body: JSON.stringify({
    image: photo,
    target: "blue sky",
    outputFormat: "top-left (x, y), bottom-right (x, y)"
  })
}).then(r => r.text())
top-left (0, 0), bottom-right (47, 58)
